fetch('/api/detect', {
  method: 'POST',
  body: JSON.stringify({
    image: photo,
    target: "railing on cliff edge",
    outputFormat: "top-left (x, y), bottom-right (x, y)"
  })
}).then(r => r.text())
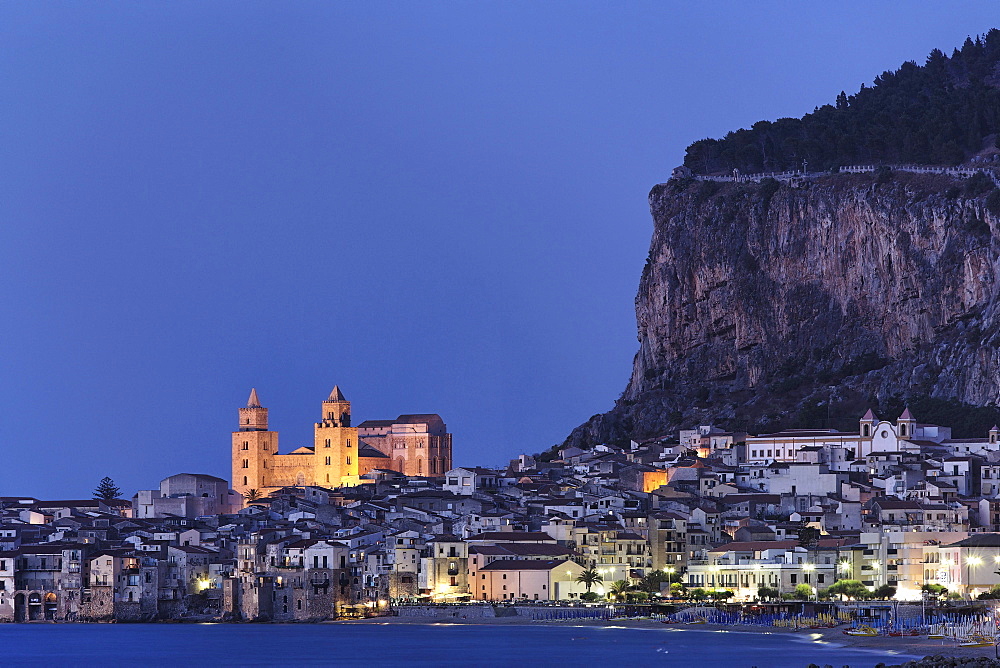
top-left (675, 163), bottom-right (1000, 188)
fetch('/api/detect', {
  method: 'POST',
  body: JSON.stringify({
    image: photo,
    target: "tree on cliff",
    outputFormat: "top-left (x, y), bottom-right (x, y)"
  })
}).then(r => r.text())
top-left (683, 29), bottom-right (1000, 174)
top-left (93, 477), bottom-right (121, 501)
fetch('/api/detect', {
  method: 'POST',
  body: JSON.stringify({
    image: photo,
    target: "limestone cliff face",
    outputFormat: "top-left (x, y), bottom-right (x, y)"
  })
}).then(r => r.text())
top-left (567, 173), bottom-right (1000, 447)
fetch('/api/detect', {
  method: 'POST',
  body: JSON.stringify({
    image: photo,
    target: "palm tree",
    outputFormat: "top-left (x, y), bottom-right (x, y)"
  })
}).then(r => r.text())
top-left (609, 580), bottom-right (631, 601)
top-left (243, 488), bottom-right (263, 503)
top-left (577, 567), bottom-right (603, 593)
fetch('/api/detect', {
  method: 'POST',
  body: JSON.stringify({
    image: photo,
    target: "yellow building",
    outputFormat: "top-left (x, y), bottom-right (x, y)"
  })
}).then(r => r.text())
top-left (232, 387), bottom-right (360, 498)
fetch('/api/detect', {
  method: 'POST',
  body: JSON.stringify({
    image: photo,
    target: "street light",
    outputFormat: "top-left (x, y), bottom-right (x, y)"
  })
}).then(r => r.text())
top-left (802, 564), bottom-right (816, 601)
top-left (967, 556), bottom-right (983, 599)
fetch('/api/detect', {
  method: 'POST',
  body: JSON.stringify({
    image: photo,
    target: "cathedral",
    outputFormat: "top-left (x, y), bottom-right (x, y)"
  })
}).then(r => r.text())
top-left (231, 386), bottom-right (452, 498)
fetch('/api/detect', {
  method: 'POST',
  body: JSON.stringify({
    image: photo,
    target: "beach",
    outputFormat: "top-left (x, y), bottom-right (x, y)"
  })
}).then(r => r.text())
top-left (344, 614), bottom-right (998, 664)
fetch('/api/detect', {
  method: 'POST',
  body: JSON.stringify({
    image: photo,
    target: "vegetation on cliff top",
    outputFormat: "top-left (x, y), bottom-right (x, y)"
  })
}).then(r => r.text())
top-left (685, 30), bottom-right (1000, 174)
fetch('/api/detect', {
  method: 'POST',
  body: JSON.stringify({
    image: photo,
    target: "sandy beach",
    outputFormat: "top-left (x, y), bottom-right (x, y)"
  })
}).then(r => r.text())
top-left (342, 615), bottom-right (999, 664)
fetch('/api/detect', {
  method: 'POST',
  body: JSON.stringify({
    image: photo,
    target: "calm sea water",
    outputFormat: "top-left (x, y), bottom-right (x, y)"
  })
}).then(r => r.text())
top-left (1, 623), bottom-right (920, 667)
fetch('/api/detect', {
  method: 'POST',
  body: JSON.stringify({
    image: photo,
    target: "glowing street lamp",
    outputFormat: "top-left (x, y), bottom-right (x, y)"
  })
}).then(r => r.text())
top-left (967, 556), bottom-right (983, 598)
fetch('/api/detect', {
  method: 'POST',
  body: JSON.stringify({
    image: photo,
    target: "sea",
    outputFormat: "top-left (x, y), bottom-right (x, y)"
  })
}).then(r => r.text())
top-left (0, 623), bottom-right (922, 667)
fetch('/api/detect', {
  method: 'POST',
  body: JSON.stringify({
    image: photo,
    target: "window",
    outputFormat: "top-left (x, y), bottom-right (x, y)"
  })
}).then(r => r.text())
top-left (325, 457), bottom-right (331, 466)
top-left (790, 574), bottom-right (797, 584)
top-left (243, 476), bottom-right (248, 486)
top-left (346, 456), bottom-right (352, 465)
top-left (242, 441), bottom-right (249, 450)
top-left (347, 439), bottom-right (351, 448)
top-left (325, 439), bottom-right (331, 448)
top-left (242, 459), bottom-right (249, 469)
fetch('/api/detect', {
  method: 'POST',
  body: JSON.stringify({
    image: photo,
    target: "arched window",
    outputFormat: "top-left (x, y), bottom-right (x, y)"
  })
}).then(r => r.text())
top-left (243, 476), bottom-right (248, 486)
top-left (900, 423), bottom-right (907, 436)
top-left (863, 424), bottom-right (870, 437)
top-left (242, 459), bottom-right (249, 469)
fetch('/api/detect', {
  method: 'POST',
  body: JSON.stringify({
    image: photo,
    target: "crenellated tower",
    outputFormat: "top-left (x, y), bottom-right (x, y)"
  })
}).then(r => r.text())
top-left (314, 386), bottom-right (359, 486)
top-left (232, 388), bottom-right (279, 499)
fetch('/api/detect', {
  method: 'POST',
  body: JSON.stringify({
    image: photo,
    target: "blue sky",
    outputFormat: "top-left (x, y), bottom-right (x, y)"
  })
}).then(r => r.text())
top-left (2, 2), bottom-right (997, 498)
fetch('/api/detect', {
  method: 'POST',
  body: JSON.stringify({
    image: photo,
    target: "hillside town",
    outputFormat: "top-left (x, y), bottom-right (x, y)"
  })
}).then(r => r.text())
top-left (7, 392), bottom-right (1000, 622)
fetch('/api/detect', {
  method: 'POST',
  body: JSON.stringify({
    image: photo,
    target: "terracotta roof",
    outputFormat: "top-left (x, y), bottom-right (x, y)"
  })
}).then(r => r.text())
top-left (467, 531), bottom-right (555, 543)
top-left (480, 559), bottom-right (571, 571)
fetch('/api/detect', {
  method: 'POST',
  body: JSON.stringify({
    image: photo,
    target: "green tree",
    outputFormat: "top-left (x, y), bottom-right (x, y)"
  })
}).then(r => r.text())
top-left (576, 568), bottom-right (603, 593)
top-left (242, 488), bottom-right (263, 503)
top-left (580, 591), bottom-right (601, 602)
top-left (826, 580), bottom-right (871, 601)
top-left (609, 580), bottom-right (631, 601)
top-left (793, 583), bottom-right (814, 600)
top-left (757, 586), bottom-right (780, 601)
top-left (873, 584), bottom-right (897, 600)
top-left (94, 477), bottom-right (121, 501)
top-left (689, 588), bottom-right (709, 601)
top-left (639, 570), bottom-right (673, 597)
top-left (978, 585), bottom-right (1000, 600)
top-left (922, 583), bottom-right (948, 599)
top-left (795, 523), bottom-right (820, 548)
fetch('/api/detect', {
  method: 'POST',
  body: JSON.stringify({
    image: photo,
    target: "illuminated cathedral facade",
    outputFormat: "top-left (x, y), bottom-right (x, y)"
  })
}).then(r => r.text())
top-left (231, 386), bottom-right (452, 497)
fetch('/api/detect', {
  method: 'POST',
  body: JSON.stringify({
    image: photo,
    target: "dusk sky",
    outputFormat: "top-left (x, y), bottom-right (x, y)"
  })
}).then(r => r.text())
top-left (3, 3), bottom-right (998, 499)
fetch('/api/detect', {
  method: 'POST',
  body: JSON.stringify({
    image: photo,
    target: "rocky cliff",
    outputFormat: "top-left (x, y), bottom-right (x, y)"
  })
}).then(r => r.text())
top-left (566, 171), bottom-right (1000, 447)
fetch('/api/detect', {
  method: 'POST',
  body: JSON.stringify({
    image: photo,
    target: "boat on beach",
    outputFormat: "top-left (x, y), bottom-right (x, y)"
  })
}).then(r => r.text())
top-left (958, 633), bottom-right (996, 647)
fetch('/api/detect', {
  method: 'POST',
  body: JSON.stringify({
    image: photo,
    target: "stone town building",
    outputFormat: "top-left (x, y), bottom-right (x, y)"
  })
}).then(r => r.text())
top-left (134, 474), bottom-right (241, 519)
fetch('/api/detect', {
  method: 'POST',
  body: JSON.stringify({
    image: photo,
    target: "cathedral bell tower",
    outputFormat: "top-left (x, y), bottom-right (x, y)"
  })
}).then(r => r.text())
top-left (232, 388), bottom-right (278, 500)
top-left (314, 385), bottom-right (359, 488)
top-left (321, 385), bottom-right (351, 427)
top-left (897, 407), bottom-right (917, 439)
top-left (240, 388), bottom-right (268, 430)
